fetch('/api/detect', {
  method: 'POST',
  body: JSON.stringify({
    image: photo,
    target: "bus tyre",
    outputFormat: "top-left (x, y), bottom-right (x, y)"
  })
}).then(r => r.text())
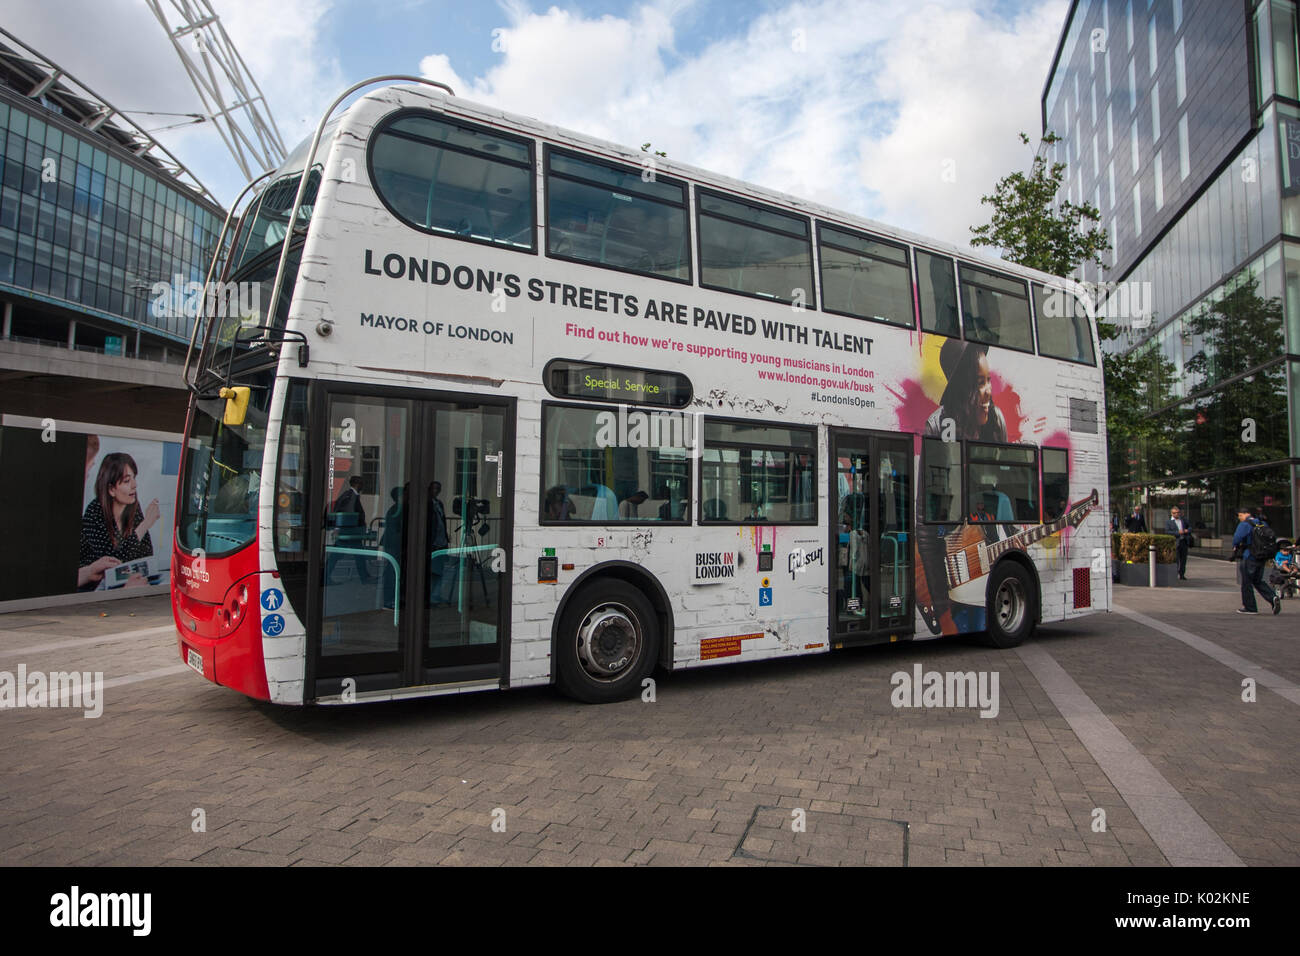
top-left (556, 580), bottom-right (659, 704)
top-left (984, 562), bottom-right (1037, 648)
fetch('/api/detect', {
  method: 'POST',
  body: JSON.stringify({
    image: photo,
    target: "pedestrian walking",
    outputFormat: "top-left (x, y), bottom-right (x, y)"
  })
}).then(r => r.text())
top-left (1165, 506), bottom-right (1192, 580)
top-left (1124, 505), bottom-right (1147, 533)
top-left (1232, 506), bottom-right (1281, 615)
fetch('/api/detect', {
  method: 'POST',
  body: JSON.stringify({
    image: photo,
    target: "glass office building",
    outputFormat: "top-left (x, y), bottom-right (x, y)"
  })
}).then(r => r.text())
top-left (1044, 0), bottom-right (1300, 550)
top-left (0, 53), bottom-right (223, 362)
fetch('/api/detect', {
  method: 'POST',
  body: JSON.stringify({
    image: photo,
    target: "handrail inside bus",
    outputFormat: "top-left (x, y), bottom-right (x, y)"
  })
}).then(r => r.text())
top-left (263, 75), bottom-right (456, 365)
top-left (323, 546), bottom-right (400, 625)
top-left (183, 169), bottom-right (275, 392)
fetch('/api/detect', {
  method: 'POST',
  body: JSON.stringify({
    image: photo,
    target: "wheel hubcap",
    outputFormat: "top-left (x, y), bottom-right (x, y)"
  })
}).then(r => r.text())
top-left (576, 603), bottom-right (641, 681)
top-left (995, 579), bottom-right (1026, 633)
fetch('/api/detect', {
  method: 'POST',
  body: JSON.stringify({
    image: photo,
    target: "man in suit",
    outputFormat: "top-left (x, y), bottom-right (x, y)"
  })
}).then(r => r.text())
top-left (326, 475), bottom-right (372, 584)
top-left (1124, 506), bottom-right (1147, 533)
top-left (1165, 505), bottom-right (1192, 580)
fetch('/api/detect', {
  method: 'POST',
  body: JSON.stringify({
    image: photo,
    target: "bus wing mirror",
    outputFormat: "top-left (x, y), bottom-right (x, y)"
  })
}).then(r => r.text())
top-left (220, 386), bottom-right (251, 426)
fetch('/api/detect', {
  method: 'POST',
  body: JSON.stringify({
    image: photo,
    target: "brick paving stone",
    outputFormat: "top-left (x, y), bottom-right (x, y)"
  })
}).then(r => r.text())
top-left (3, 564), bottom-right (1297, 867)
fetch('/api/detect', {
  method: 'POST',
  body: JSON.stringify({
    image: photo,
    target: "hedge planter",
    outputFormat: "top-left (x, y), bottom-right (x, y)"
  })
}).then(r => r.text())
top-left (1111, 531), bottom-right (1179, 587)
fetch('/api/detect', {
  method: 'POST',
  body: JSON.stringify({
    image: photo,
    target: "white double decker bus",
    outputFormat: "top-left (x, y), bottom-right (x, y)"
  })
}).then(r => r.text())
top-left (173, 78), bottom-right (1109, 705)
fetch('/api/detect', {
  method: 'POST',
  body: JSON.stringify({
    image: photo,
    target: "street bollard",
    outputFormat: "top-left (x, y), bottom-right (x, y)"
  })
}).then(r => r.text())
top-left (1149, 545), bottom-right (1157, 588)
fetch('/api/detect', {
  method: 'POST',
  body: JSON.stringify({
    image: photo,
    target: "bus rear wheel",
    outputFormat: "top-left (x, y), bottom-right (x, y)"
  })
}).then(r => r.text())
top-left (556, 579), bottom-right (659, 704)
top-left (983, 561), bottom-right (1037, 648)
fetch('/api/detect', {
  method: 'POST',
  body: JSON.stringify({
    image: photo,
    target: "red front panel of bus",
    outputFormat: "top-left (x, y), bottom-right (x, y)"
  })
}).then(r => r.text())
top-left (172, 537), bottom-right (271, 701)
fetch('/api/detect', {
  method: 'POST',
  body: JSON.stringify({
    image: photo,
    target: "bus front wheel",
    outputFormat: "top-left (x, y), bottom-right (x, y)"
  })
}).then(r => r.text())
top-left (556, 579), bottom-right (659, 703)
top-left (983, 561), bottom-right (1037, 648)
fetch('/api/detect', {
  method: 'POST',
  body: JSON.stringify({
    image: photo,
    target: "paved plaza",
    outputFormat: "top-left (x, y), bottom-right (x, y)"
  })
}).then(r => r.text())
top-left (1, 556), bottom-right (1296, 866)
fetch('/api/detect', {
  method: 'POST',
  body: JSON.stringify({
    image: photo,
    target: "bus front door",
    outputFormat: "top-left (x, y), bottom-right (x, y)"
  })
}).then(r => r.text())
top-left (829, 430), bottom-right (914, 645)
top-left (312, 388), bottom-right (513, 700)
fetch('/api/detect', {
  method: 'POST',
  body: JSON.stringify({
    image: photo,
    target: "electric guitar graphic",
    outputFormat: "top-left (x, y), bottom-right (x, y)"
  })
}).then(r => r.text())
top-left (941, 489), bottom-right (1099, 606)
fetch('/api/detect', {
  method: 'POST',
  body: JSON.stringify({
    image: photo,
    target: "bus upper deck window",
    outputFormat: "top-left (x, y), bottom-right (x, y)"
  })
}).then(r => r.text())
top-left (546, 149), bottom-right (690, 282)
top-left (696, 189), bottom-right (814, 307)
top-left (958, 263), bottom-right (1034, 354)
top-left (819, 224), bottom-right (914, 328)
top-left (369, 111), bottom-right (535, 250)
top-left (1032, 282), bottom-right (1097, 365)
top-left (917, 251), bottom-right (959, 338)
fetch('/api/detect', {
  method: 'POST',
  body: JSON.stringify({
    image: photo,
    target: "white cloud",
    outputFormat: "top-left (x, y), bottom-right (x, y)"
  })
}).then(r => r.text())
top-left (419, 0), bottom-right (1068, 250)
top-left (856, 1), bottom-right (1069, 245)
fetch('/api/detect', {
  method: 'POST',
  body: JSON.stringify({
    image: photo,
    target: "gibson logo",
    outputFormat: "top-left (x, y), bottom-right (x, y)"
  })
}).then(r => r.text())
top-left (788, 546), bottom-right (824, 579)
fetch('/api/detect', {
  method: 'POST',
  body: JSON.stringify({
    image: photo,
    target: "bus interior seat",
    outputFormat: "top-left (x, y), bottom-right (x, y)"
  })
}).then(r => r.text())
top-left (567, 494), bottom-right (595, 519)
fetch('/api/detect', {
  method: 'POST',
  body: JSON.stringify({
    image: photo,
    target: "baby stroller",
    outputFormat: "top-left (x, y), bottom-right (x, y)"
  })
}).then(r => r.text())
top-left (1269, 539), bottom-right (1300, 599)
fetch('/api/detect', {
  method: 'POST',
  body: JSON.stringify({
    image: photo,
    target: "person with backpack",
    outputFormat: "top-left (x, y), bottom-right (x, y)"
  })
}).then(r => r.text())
top-left (1232, 506), bottom-right (1281, 615)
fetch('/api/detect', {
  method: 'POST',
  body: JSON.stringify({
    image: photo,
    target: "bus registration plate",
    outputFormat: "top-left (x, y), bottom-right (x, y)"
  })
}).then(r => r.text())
top-left (186, 647), bottom-right (204, 677)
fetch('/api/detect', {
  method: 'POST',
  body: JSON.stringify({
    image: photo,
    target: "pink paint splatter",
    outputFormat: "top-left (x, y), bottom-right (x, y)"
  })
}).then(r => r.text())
top-left (990, 373), bottom-right (1024, 443)
top-left (887, 378), bottom-right (938, 434)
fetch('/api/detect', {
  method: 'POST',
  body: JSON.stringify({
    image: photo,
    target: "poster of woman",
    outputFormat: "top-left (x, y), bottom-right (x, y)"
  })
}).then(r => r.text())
top-left (77, 439), bottom-right (176, 592)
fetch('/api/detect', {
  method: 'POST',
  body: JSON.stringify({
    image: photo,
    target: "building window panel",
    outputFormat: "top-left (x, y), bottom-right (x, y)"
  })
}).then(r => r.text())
top-left (1131, 118), bottom-right (1140, 173)
top-left (1178, 114), bottom-right (1190, 180)
top-left (1128, 57), bottom-right (1137, 112)
top-left (1154, 150), bottom-right (1164, 210)
top-left (1255, 2), bottom-right (1275, 108)
top-left (1273, 0), bottom-right (1300, 101)
top-left (1151, 81), bottom-right (1161, 142)
top-left (1134, 182), bottom-right (1142, 236)
top-left (1175, 39), bottom-right (1186, 105)
top-left (1148, 16), bottom-right (1158, 78)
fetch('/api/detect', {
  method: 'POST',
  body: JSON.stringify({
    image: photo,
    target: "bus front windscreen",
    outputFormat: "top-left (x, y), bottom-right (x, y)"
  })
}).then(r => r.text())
top-left (227, 167), bottom-right (321, 276)
top-left (178, 369), bottom-right (273, 557)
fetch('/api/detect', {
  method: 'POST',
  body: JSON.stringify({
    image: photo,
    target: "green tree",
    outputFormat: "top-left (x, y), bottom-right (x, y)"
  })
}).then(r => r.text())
top-left (969, 132), bottom-right (1110, 275)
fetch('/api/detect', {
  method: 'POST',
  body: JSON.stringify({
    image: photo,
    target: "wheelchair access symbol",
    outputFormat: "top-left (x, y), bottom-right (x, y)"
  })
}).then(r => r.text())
top-left (260, 588), bottom-right (284, 611)
top-left (759, 577), bottom-right (773, 607)
top-left (261, 614), bottom-right (285, 636)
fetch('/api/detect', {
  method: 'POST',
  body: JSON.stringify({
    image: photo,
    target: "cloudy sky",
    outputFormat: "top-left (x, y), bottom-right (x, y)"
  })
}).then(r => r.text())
top-left (5, 0), bottom-right (1068, 250)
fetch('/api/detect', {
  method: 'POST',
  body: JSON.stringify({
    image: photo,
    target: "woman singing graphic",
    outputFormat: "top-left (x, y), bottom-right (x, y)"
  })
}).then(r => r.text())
top-left (78, 452), bottom-right (160, 591)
